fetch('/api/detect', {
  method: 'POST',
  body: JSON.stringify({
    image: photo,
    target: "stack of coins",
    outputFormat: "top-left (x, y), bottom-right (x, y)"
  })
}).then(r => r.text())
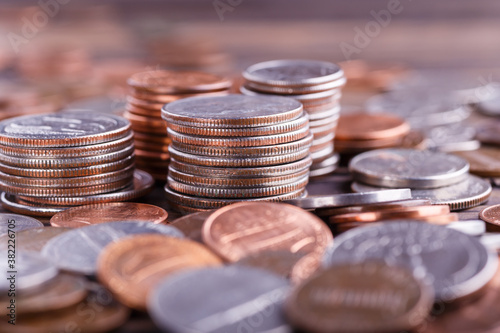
top-left (241, 59), bottom-right (346, 177)
top-left (0, 112), bottom-right (153, 217)
top-left (123, 70), bottom-right (232, 181)
top-left (162, 95), bottom-right (312, 213)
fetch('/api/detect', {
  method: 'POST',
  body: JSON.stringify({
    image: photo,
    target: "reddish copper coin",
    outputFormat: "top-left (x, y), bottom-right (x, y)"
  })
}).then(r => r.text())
top-left (480, 204), bottom-right (500, 228)
top-left (236, 250), bottom-right (306, 279)
top-left (202, 202), bottom-right (333, 262)
top-left (315, 199), bottom-right (432, 217)
top-left (329, 205), bottom-right (450, 224)
top-left (50, 202), bottom-right (168, 227)
top-left (171, 210), bottom-right (214, 242)
top-left (336, 113), bottom-right (410, 140)
top-left (455, 147), bottom-right (500, 177)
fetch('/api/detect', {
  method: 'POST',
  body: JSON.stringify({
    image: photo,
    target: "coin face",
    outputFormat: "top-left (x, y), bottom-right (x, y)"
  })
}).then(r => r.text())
top-left (243, 59), bottom-right (344, 86)
top-left (171, 210), bottom-right (213, 242)
top-left (0, 112), bottom-right (130, 147)
top-left (323, 221), bottom-right (498, 302)
top-left (0, 227), bottom-right (71, 252)
top-left (98, 234), bottom-right (222, 310)
top-left (41, 221), bottom-right (184, 275)
top-left (349, 148), bottom-right (470, 188)
top-left (202, 202), bottom-right (332, 262)
top-left (0, 213), bottom-right (43, 237)
top-left (162, 95), bottom-right (303, 128)
top-left (148, 266), bottom-right (291, 333)
top-left (285, 261), bottom-right (434, 333)
top-left (335, 113), bottom-right (410, 140)
top-left (50, 202), bottom-right (168, 228)
top-left (480, 205), bottom-right (500, 228)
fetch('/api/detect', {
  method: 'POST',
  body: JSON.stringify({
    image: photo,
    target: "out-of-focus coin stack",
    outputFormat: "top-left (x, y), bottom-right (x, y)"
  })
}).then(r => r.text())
top-left (241, 60), bottom-right (346, 177)
top-left (0, 112), bottom-right (153, 217)
top-left (162, 95), bottom-right (312, 213)
top-left (123, 70), bottom-right (232, 181)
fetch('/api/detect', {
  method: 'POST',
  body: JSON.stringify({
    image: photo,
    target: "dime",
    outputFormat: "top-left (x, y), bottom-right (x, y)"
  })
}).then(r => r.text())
top-left (335, 113), bottom-right (410, 140)
top-left (50, 202), bottom-right (168, 228)
top-left (41, 221), bottom-right (184, 275)
top-left (349, 148), bottom-right (470, 188)
top-left (0, 112), bottom-right (131, 148)
top-left (0, 213), bottom-right (43, 237)
top-left (329, 205), bottom-right (450, 224)
top-left (171, 210), bottom-right (214, 242)
top-left (322, 221), bottom-right (498, 302)
top-left (98, 234), bottom-right (222, 310)
top-left (351, 175), bottom-right (492, 211)
top-left (455, 146), bottom-right (500, 177)
top-left (0, 227), bottom-right (71, 252)
top-left (162, 95), bottom-right (303, 128)
top-left (148, 266), bottom-right (291, 333)
top-left (202, 202), bottom-right (332, 262)
top-left (285, 261), bottom-right (434, 333)
top-left (285, 188), bottom-right (412, 209)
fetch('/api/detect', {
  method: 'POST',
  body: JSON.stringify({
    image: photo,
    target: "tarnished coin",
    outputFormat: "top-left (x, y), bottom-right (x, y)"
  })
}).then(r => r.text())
top-left (0, 251), bottom-right (58, 292)
top-left (0, 227), bottom-right (71, 252)
top-left (455, 146), bottom-right (500, 177)
top-left (202, 202), bottom-right (332, 262)
top-left (41, 221), bottom-right (184, 275)
top-left (480, 204), bottom-right (500, 229)
top-left (336, 113), bottom-right (410, 140)
top-left (98, 234), bottom-right (222, 310)
top-left (352, 175), bottom-right (492, 211)
top-left (0, 213), bottom-right (43, 237)
top-left (243, 59), bottom-right (344, 86)
top-left (349, 148), bottom-right (469, 188)
top-left (50, 202), bottom-right (168, 228)
top-left (0, 112), bottom-right (131, 148)
top-left (162, 95), bottom-right (303, 128)
top-left (285, 261), bottom-right (434, 333)
top-left (171, 210), bottom-right (213, 242)
top-left (323, 221), bottom-right (498, 302)
top-left (148, 266), bottom-right (291, 333)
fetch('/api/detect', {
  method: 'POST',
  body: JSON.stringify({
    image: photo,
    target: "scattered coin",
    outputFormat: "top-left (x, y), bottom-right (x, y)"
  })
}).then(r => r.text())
top-left (480, 204), bottom-right (500, 230)
top-left (171, 210), bottom-right (213, 242)
top-left (455, 146), bottom-right (500, 177)
top-left (0, 227), bottom-right (71, 252)
top-left (422, 123), bottom-right (479, 152)
top-left (315, 199), bottom-right (432, 217)
top-left (235, 250), bottom-right (306, 279)
top-left (0, 213), bottom-right (43, 237)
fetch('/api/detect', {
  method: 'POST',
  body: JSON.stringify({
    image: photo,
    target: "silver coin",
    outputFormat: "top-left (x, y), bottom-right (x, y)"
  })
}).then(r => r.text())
top-left (245, 80), bottom-right (345, 94)
top-left (243, 59), bottom-right (344, 86)
top-left (447, 220), bottom-right (485, 237)
top-left (0, 112), bottom-right (131, 147)
top-left (0, 251), bottom-right (58, 292)
top-left (41, 221), bottom-right (184, 275)
top-left (240, 84), bottom-right (341, 102)
top-left (474, 90), bottom-right (500, 116)
top-left (1, 193), bottom-right (67, 216)
top-left (322, 221), bottom-right (498, 302)
top-left (285, 188), bottom-right (411, 209)
top-left (349, 148), bottom-right (470, 189)
top-left (422, 123), bottom-right (479, 152)
top-left (162, 95), bottom-right (303, 128)
top-left (366, 91), bottom-right (471, 128)
top-left (351, 175), bottom-right (492, 211)
top-left (148, 266), bottom-right (291, 333)
top-left (0, 213), bottom-right (43, 237)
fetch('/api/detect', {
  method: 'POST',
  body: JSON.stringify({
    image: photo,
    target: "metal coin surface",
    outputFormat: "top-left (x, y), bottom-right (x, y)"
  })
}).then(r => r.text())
top-left (0, 227), bottom-right (71, 252)
top-left (98, 234), bottom-right (222, 310)
top-left (352, 175), bottom-right (492, 211)
top-left (244, 81), bottom-right (343, 95)
top-left (422, 123), bottom-right (479, 152)
top-left (315, 199), bottom-right (432, 217)
top-left (455, 146), bottom-right (500, 177)
top-left (349, 148), bottom-right (470, 188)
top-left (162, 95), bottom-right (303, 128)
top-left (323, 221), bottom-right (498, 302)
top-left (285, 261), bottom-right (434, 333)
top-left (335, 113), bottom-right (410, 140)
top-left (50, 202), bottom-right (168, 228)
top-left (329, 205), bottom-right (450, 224)
top-left (171, 210), bottom-right (214, 242)
top-left (0, 213), bottom-right (43, 236)
top-left (480, 204), bottom-right (500, 228)
top-left (235, 250), bottom-right (305, 279)
top-left (41, 221), bottom-right (184, 275)
top-left (0, 112), bottom-right (131, 148)
top-left (285, 188), bottom-right (412, 209)
top-left (148, 266), bottom-right (291, 333)
top-left (447, 220), bottom-right (486, 237)
top-left (202, 202), bottom-right (332, 262)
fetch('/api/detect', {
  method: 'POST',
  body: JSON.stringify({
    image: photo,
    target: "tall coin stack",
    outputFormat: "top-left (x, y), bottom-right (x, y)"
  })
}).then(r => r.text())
top-left (162, 95), bottom-right (313, 213)
top-left (123, 70), bottom-right (232, 181)
top-left (0, 112), bottom-right (154, 217)
top-left (241, 60), bottom-right (346, 177)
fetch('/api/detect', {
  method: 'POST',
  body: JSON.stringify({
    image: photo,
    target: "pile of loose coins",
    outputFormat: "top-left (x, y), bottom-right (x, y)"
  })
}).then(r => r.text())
top-left (162, 94), bottom-right (312, 213)
top-left (241, 59), bottom-right (346, 177)
top-left (123, 70), bottom-right (232, 181)
top-left (0, 112), bottom-right (154, 217)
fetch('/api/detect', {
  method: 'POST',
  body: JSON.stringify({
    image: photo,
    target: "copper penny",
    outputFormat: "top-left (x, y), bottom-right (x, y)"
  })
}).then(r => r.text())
top-left (315, 199), bottom-right (432, 217)
top-left (455, 146), bottom-right (500, 177)
top-left (50, 202), bottom-right (168, 228)
top-left (480, 204), bottom-right (500, 228)
top-left (133, 132), bottom-right (170, 145)
top-left (289, 253), bottom-right (322, 285)
top-left (329, 205), bottom-right (450, 224)
top-left (123, 111), bottom-right (166, 129)
top-left (335, 113), bottom-right (410, 141)
top-left (97, 234), bottom-right (222, 310)
top-left (171, 210), bottom-right (214, 242)
top-left (129, 88), bottom-right (229, 104)
top-left (126, 95), bottom-right (164, 111)
top-left (285, 261), bottom-right (434, 333)
top-left (135, 149), bottom-right (169, 161)
top-left (202, 202), bottom-right (332, 262)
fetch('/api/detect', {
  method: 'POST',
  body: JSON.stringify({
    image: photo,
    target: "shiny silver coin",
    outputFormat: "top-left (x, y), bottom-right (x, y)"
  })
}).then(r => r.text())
top-left (322, 221), bottom-right (498, 302)
top-left (0, 213), bottom-right (43, 237)
top-left (162, 94), bottom-right (303, 128)
top-left (0, 112), bottom-right (131, 148)
top-left (285, 188), bottom-right (411, 210)
top-left (240, 84), bottom-right (341, 102)
top-left (1, 193), bottom-right (66, 217)
top-left (41, 221), bottom-right (184, 275)
top-left (366, 91), bottom-right (471, 128)
top-left (0, 251), bottom-right (58, 292)
top-left (349, 148), bottom-right (469, 189)
top-left (447, 220), bottom-right (486, 237)
top-left (422, 123), bottom-right (479, 152)
top-left (245, 80), bottom-right (344, 95)
top-left (243, 59), bottom-right (344, 86)
top-left (148, 266), bottom-right (291, 333)
top-left (351, 175), bottom-right (491, 211)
